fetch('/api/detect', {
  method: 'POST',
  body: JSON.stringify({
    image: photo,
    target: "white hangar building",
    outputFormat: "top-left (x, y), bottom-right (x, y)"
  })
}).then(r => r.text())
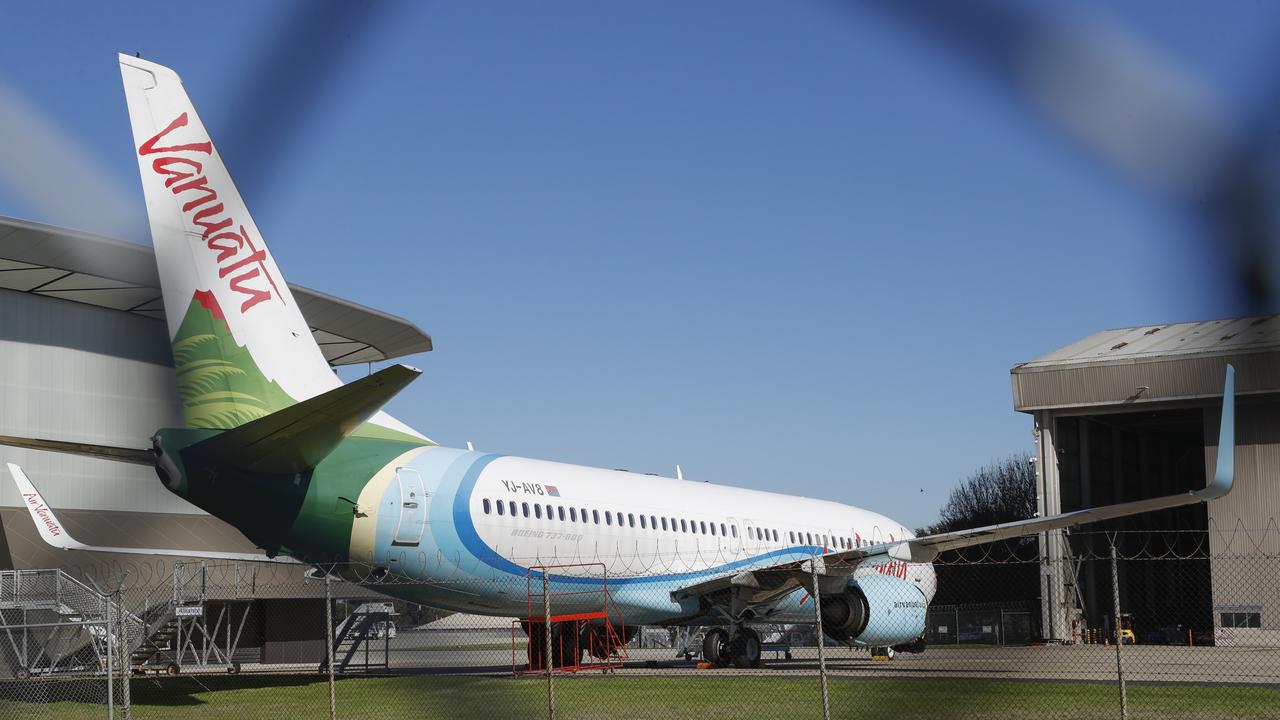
top-left (1014, 316), bottom-right (1279, 645)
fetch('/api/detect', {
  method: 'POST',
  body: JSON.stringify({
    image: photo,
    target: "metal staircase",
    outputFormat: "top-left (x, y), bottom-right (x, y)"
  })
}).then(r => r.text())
top-left (128, 561), bottom-right (253, 674)
top-left (0, 569), bottom-right (143, 678)
top-left (319, 603), bottom-right (393, 674)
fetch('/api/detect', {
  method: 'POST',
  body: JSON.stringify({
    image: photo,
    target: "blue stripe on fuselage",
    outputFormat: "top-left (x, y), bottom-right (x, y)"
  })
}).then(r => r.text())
top-left (431, 449), bottom-right (841, 588)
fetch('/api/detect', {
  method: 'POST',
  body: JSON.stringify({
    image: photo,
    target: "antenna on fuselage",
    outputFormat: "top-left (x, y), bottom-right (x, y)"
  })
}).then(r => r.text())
top-left (676, 464), bottom-right (683, 481)
top-left (466, 441), bottom-right (475, 452)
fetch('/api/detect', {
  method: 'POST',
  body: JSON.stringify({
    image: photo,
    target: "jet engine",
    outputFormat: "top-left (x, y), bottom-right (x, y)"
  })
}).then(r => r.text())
top-left (820, 574), bottom-right (927, 649)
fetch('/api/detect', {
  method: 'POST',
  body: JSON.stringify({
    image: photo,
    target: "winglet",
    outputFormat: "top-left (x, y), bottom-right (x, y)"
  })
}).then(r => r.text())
top-left (1195, 364), bottom-right (1235, 500)
top-left (6, 463), bottom-right (85, 551)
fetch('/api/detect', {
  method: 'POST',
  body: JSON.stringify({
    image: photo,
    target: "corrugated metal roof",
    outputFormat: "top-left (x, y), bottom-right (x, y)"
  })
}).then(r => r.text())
top-left (1012, 315), bottom-right (1280, 411)
top-left (0, 215), bottom-right (431, 365)
top-left (1020, 316), bottom-right (1278, 369)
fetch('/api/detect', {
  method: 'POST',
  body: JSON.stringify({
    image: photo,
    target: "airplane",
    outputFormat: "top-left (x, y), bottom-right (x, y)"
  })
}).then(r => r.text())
top-left (0, 55), bottom-right (1237, 670)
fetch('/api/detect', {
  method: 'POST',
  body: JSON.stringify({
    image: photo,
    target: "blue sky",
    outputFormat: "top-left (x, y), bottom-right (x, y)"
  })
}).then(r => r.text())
top-left (0, 1), bottom-right (1273, 529)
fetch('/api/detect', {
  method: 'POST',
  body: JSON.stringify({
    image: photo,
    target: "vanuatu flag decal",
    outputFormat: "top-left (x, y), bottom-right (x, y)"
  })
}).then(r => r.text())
top-left (545, 485), bottom-right (561, 497)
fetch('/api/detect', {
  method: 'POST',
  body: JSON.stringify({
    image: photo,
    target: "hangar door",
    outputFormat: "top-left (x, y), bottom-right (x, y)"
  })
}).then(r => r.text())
top-left (1054, 408), bottom-right (1212, 638)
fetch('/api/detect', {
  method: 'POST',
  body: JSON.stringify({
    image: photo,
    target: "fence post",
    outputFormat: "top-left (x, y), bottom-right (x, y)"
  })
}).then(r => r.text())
top-left (106, 593), bottom-right (114, 720)
top-left (809, 557), bottom-right (831, 720)
top-left (117, 581), bottom-right (131, 720)
top-left (1110, 543), bottom-right (1128, 720)
top-left (543, 572), bottom-right (555, 720)
top-left (325, 572), bottom-right (336, 720)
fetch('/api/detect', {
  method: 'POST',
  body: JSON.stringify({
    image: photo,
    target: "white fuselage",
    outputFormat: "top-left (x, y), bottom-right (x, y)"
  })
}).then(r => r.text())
top-left (348, 447), bottom-right (937, 626)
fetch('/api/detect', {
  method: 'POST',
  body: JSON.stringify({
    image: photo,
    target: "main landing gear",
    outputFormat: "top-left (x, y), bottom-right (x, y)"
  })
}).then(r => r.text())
top-left (701, 626), bottom-right (761, 668)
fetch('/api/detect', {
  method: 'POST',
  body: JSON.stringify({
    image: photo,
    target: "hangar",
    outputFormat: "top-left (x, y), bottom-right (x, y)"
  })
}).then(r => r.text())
top-left (0, 215), bottom-right (431, 660)
top-left (1013, 316), bottom-right (1279, 645)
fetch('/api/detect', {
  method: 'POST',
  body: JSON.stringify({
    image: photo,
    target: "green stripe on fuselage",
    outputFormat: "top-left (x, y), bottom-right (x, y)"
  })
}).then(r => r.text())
top-left (288, 433), bottom-right (429, 561)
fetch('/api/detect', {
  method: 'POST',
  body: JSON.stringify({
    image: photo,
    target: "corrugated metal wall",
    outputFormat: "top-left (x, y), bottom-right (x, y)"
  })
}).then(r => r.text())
top-left (0, 289), bottom-right (192, 515)
top-left (1205, 400), bottom-right (1280, 635)
top-left (1205, 400), bottom-right (1280, 542)
top-left (1011, 351), bottom-right (1279, 411)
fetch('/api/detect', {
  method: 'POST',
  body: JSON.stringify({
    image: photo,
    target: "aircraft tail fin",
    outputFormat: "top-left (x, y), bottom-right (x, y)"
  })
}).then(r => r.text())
top-left (186, 363), bottom-right (422, 475)
top-left (117, 54), bottom-right (427, 444)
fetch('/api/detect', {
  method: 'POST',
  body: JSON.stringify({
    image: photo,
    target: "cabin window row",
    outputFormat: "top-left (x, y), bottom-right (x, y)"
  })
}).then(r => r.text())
top-left (480, 498), bottom-right (878, 549)
top-left (480, 498), bottom-right (740, 538)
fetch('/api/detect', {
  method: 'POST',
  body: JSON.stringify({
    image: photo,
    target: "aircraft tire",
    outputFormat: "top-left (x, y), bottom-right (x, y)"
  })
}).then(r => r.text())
top-left (728, 628), bottom-right (761, 669)
top-left (702, 628), bottom-right (729, 666)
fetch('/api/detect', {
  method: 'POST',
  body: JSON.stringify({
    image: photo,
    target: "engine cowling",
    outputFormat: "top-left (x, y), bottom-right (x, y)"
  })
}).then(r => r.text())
top-left (821, 574), bottom-right (927, 648)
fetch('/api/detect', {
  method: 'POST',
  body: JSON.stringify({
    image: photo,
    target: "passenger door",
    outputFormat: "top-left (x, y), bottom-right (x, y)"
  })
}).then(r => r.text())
top-left (392, 466), bottom-right (427, 546)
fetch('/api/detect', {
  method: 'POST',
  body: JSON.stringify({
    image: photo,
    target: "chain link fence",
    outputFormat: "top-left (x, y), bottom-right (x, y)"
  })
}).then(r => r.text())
top-left (0, 527), bottom-right (1276, 719)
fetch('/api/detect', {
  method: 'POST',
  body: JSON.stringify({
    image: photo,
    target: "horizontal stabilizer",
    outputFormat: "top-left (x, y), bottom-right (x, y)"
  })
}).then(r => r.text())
top-left (6, 463), bottom-right (295, 563)
top-left (187, 363), bottom-right (422, 474)
top-left (0, 435), bottom-right (153, 465)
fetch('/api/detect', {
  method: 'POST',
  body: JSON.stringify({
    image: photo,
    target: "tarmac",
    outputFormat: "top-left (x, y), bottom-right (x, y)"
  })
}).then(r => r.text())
top-left (294, 634), bottom-right (1280, 685)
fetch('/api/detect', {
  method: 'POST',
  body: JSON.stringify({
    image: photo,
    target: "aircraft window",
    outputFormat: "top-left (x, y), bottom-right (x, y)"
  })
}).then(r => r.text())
top-left (509, 501), bottom-right (517, 516)
top-left (582, 508), bottom-right (589, 523)
top-left (483, 499), bottom-right (491, 515)
top-left (605, 511), bottom-right (613, 526)
top-left (522, 503), bottom-right (530, 518)
top-left (628, 513), bottom-right (635, 528)
top-left (659, 517), bottom-right (667, 531)
top-left (805, 532), bottom-right (813, 545)
top-left (640, 515), bottom-right (647, 529)
top-left (534, 504), bottom-right (542, 519)
top-left (789, 531), bottom-right (795, 544)
top-left (496, 500), bottom-right (505, 516)
top-left (592, 510), bottom-right (600, 524)
top-left (773, 529), bottom-right (779, 542)
top-left (557, 506), bottom-right (565, 521)
top-left (710, 523), bottom-right (717, 536)
top-left (650, 515), bottom-right (657, 529)
top-left (822, 535), bottom-right (828, 547)
top-left (731, 525), bottom-right (737, 538)
top-left (569, 507), bottom-right (577, 522)
top-left (720, 523), bottom-right (727, 536)
top-left (545, 504), bottom-right (553, 519)
top-left (680, 519), bottom-right (687, 533)
top-left (699, 521), bottom-right (706, 535)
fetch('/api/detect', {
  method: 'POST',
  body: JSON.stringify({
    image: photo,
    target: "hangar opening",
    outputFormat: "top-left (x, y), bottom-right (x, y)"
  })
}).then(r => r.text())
top-left (1053, 409), bottom-right (1212, 640)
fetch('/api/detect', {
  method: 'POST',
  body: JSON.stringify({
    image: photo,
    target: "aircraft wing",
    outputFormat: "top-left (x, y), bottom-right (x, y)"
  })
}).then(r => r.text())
top-left (672, 364), bottom-right (1236, 610)
top-left (6, 463), bottom-right (300, 564)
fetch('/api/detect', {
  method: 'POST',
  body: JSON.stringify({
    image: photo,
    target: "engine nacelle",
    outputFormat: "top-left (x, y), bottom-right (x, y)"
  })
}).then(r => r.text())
top-left (821, 574), bottom-right (927, 648)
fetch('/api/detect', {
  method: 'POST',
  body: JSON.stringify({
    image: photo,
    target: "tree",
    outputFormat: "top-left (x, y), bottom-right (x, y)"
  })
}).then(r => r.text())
top-left (922, 453), bottom-right (1042, 617)
top-left (923, 453), bottom-right (1037, 536)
